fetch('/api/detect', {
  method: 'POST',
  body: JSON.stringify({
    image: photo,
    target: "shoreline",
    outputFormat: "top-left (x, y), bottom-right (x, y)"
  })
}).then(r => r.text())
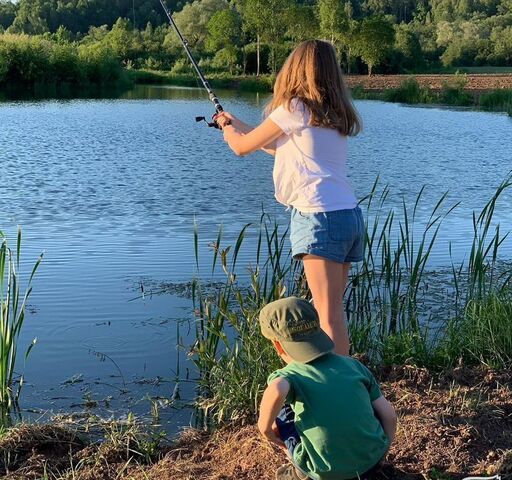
top-left (1, 363), bottom-right (511, 479)
top-left (1, 72), bottom-right (510, 116)
top-left (128, 69), bottom-right (512, 93)
top-left (128, 70), bottom-right (512, 115)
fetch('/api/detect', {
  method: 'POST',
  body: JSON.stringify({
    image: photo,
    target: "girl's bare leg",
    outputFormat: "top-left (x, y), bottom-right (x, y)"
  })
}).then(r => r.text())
top-left (302, 255), bottom-right (351, 356)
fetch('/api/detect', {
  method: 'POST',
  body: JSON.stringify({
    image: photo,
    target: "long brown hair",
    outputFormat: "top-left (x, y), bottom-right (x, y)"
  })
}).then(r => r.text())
top-left (265, 40), bottom-right (361, 136)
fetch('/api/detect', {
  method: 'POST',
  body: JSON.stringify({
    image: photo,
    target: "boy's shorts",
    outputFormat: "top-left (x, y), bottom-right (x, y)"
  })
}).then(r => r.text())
top-left (275, 405), bottom-right (381, 480)
top-left (276, 404), bottom-right (301, 456)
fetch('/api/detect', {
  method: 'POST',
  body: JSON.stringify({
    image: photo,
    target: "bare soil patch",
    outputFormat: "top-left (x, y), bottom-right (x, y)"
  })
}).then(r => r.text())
top-left (1, 364), bottom-right (511, 480)
top-left (346, 74), bottom-right (512, 92)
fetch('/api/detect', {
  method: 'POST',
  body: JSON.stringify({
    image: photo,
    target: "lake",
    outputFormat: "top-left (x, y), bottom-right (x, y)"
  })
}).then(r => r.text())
top-left (1, 84), bottom-right (511, 432)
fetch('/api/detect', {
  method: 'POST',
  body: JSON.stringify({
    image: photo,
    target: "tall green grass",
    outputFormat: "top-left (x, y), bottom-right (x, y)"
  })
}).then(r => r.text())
top-left (382, 78), bottom-right (436, 104)
top-left (0, 228), bottom-right (42, 420)
top-left (192, 214), bottom-right (303, 426)
top-left (189, 178), bottom-right (512, 426)
top-left (479, 89), bottom-right (512, 116)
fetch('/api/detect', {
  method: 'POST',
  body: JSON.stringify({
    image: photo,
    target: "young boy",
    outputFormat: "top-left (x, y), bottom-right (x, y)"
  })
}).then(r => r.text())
top-left (258, 297), bottom-right (397, 480)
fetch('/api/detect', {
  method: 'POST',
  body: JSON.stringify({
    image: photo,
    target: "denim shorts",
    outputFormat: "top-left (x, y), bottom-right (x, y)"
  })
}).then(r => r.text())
top-left (290, 206), bottom-right (364, 264)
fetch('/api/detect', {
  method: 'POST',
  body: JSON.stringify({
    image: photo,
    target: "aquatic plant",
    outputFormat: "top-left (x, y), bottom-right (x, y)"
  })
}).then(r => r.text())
top-left (192, 214), bottom-right (303, 426)
top-left (0, 228), bottom-right (42, 417)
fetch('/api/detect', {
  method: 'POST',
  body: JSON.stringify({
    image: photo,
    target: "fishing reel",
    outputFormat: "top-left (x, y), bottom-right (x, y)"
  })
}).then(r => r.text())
top-left (195, 114), bottom-right (231, 129)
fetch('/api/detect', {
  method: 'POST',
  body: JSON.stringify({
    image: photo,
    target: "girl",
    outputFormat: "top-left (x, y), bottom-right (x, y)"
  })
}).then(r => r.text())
top-left (215, 40), bottom-right (363, 356)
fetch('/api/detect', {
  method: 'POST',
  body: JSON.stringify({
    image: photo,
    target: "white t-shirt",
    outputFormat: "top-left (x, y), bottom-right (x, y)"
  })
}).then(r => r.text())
top-left (268, 99), bottom-right (357, 213)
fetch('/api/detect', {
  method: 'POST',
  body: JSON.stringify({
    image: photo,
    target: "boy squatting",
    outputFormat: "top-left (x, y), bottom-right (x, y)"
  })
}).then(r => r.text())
top-left (258, 297), bottom-right (397, 480)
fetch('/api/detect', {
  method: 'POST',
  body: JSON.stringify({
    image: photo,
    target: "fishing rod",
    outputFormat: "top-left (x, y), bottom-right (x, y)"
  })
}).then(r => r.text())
top-left (159, 0), bottom-right (227, 128)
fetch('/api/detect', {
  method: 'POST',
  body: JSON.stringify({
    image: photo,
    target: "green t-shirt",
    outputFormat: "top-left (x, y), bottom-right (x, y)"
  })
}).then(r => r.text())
top-left (268, 353), bottom-right (389, 480)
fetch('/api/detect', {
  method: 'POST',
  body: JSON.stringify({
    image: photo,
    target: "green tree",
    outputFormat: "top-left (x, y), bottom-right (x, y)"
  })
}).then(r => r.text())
top-left (54, 25), bottom-right (72, 43)
top-left (105, 17), bottom-right (134, 61)
top-left (10, 0), bottom-right (51, 34)
top-left (354, 15), bottom-right (395, 75)
top-left (238, 0), bottom-right (291, 75)
top-left (285, 4), bottom-right (317, 43)
top-left (211, 45), bottom-right (239, 73)
top-left (318, 0), bottom-right (346, 45)
top-left (393, 22), bottom-right (425, 71)
top-left (206, 8), bottom-right (242, 52)
top-left (165, 0), bottom-right (228, 55)
top-left (0, 0), bottom-right (17, 30)
top-left (490, 25), bottom-right (512, 63)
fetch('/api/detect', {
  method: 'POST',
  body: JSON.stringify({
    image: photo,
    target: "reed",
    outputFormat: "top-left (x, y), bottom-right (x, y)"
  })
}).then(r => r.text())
top-left (191, 213), bottom-right (306, 426)
top-left (442, 290), bottom-right (512, 368)
top-left (479, 89), bottom-right (512, 114)
top-left (0, 228), bottom-right (42, 418)
top-left (189, 178), bottom-right (512, 426)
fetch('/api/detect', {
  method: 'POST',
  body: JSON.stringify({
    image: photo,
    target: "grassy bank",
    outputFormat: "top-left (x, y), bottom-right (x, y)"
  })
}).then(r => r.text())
top-left (352, 78), bottom-right (512, 115)
top-left (1, 364), bottom-right (511, 479)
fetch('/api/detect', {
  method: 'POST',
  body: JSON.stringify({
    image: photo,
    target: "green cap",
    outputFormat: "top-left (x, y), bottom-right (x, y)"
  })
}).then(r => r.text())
top-left (259, 297), bottom-right (334, 363)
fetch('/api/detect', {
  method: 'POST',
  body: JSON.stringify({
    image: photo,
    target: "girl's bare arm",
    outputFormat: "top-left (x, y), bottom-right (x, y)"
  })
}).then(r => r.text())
top-left (216, 112), bottom-right (281, 156)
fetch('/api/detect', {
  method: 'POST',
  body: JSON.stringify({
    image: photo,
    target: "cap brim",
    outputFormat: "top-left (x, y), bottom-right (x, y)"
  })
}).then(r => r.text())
top-left (280, 329), bottom-right (334, 363)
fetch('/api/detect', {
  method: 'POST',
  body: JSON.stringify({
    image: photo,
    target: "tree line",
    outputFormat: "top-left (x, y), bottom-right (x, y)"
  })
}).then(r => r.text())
top-left (0, 0), bottom-right (511, 76)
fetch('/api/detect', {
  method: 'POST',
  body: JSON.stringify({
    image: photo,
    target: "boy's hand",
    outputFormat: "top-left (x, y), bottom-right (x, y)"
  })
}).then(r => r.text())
top-left (261, 428), bottom-right (288, 452)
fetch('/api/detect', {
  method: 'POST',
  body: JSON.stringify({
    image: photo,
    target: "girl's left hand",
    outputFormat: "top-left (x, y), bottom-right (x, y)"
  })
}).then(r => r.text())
top-left (214, 112), bottom-right (233, 129)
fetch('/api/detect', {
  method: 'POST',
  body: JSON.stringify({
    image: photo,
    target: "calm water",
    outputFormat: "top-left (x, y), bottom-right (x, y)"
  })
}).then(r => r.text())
top-left (1, 85), bottom-right (511, 431)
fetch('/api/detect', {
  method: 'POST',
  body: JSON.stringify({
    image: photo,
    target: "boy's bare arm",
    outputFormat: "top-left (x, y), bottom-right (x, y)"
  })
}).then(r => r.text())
top-left (258, 377), bottom-right (290, 448)
top-left (372, 396), bottom-right (397, 461)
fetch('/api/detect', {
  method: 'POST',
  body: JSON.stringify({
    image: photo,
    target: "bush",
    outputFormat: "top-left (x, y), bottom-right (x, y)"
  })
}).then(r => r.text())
top-left (479, 89), bottom-right (512, 115)
top-left (383, 77), bottom-right (435, 103)
top-left (170, 58), bottom-right (194, 75)
top-left (439, 83), bottom-right (473, 106)
top-left (0, 33), bottom-right (126, 87)
top-left (77, 42), bottom-right (124, 84)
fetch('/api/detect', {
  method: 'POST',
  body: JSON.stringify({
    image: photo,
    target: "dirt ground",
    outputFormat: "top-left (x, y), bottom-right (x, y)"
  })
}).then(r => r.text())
top-left (1, 364), bottom-right (511, 480)
top-left (346, 74), bottom-right (512, 92)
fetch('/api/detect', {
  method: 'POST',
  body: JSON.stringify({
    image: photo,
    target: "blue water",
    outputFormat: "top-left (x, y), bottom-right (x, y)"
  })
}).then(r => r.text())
top-left (1, 85), bottom-right (511, 431)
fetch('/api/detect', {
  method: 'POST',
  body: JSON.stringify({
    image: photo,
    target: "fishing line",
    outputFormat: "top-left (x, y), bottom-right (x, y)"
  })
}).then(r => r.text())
top-left (159, 0), bottom-right (228, 129)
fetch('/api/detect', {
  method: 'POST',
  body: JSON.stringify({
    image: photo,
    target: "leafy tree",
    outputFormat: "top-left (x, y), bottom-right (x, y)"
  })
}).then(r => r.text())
top-left (165, 0), bottom-right (228, 55)
top-left (392, 22), bottom-right (425, 71)
top-left (0, 0), bottom-right (16, 30)
top-left (54, 24), bottom-right (72, 43)
top-left (354, 15), bottom-right (395, 75)
top-left (211, 45), bottom-right (239, 73)
top-left (285, 4), bottom-right (317, 43)
top-left (105, 17), bottom-right (134, 61)
top-left (318, 0), bottom-right (346, 44)
top-left (206, 8), bottom-right (242, 52)
top-left (490, 25), bottom-right (512, 63)
top-left (238, 0), bottom-right (291, 74)
top-left (10, 0), bottom-right (51, 34)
